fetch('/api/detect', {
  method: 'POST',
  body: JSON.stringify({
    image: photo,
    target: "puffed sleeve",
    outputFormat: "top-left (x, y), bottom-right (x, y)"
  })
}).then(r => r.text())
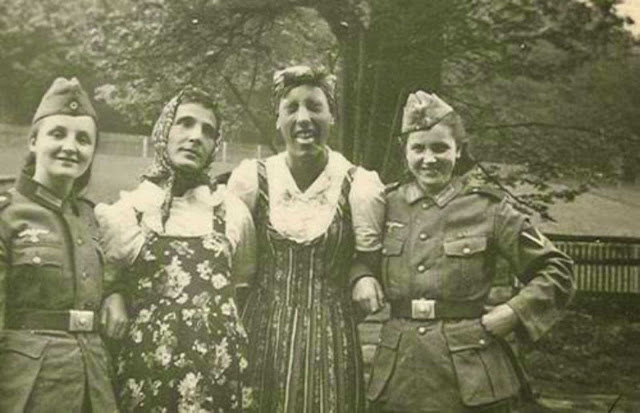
top-left (222, 189), bottom-right (257, 288)
top-left (347, 168), bottom-right (385, 287)
top-left (494, 199), bottom-right (575, 342)
top-left (94, 193), bottom-right (147, 268)
top-left (349, 167), bottom-right (385, 252)
top-left (227, 159), bottom-right (259, 215)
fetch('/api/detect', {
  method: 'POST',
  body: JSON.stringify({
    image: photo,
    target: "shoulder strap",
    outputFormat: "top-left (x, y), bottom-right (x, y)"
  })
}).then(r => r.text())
top-left (337, 166), bottom-right (357, 218)
top-left (212, 196), bottom-right (227, 234)
top-left (256, 160), bottom-right (269, 202)
top-left (467, 185), bottom-right (507, 201)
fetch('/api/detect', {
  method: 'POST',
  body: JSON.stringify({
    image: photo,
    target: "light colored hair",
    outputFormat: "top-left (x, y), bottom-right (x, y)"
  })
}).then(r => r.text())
top-left (272, 65), bottom-right (337, 117)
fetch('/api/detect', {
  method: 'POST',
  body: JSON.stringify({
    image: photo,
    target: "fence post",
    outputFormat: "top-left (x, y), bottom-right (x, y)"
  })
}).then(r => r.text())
top-left (257, 144), bottom-right (262, 159)
top-left (142, 135), bottom-right (149, 158)
top-left (221, 141), bottom-right (228, 163)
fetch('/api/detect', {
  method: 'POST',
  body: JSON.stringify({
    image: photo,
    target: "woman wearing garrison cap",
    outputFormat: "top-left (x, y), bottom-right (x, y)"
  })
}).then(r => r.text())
top-left (366, 91), bottom-right (575, 412)
top-left (0, 78), bottom-right (121, 412)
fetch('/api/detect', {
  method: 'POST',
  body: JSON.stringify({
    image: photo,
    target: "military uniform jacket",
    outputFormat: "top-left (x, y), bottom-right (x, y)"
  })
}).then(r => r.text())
top-left (367, 174), bottom-right (575, 411)
top-left (0, 173), bottom-right (117, 413)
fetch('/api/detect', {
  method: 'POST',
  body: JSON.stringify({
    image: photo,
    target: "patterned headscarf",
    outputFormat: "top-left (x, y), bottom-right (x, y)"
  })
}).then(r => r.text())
top-left (141, 86), bottom-right (221, 228)
top-left (272, 65), bottom-right (337, 116)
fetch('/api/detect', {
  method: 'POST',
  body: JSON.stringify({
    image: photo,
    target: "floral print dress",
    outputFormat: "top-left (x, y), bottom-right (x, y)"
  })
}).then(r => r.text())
top-left (116, 203), bottom-right (254, 413)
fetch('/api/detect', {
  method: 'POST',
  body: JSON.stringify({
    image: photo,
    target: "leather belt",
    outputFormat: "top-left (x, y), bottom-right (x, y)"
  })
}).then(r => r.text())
top-left (389, 298), bottom-right (484, 320)
top-left (8, 310), bottom-right (97, 332)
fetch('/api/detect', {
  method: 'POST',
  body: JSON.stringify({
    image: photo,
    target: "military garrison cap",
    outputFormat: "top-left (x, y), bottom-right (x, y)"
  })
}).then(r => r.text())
top-left (32, 77), bottom-right (97, 124)
top-left (401, 90), bottom-right (454, 133)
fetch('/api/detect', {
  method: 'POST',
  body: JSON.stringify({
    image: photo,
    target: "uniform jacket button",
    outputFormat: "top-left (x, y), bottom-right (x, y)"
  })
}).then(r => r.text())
top-left (418, 326), bottom-right (427, 335)
top-left (77, 239), bottom-right (84, 246)
top-left (417, 264), bottom-right (426, 272)
top-left (478, 338), bottom-right (486, 346)
top-left (82, 271), bottom-right (90, 278)
top-left (419, 233), bottom-right (428, 241)
top-left (463, 247), bottom-right (471, 255)
top-left (32, 256), bottom-right (42, 264)
top-left (382, 248), bottom-right (388, 254)
top-left (421, 202), bottom-right (429, 209)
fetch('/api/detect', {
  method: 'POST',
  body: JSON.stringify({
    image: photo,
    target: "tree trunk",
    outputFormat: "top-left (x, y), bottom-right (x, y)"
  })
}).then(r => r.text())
top-left (319, 0), bottom-right (448, 181)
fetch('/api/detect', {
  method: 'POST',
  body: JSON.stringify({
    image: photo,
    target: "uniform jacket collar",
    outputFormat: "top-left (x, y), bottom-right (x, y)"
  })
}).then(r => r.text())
top-left (402, 176), bottom-right (466, 208)
top-left (16, 172), bottom-right (75, 212)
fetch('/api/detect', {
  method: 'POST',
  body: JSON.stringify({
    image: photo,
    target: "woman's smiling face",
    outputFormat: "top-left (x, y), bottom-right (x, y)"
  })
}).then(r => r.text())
top-left (277, 84), bottom-right (333, 163)
top-left (405, 123), bottom-right (460, 194)
top-left (30, 114), bottom-right (97, 190)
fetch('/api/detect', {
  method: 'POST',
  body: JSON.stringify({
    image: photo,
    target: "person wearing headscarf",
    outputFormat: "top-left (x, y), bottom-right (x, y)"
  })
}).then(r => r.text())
top-left (0, 77), bottom-right (120, 412)
top-left (366, 91), bottom-right (575, 412)
top-left (227, 65), bottom-right (385, 413)
top-left (95, 86), bottom-right (256, 412)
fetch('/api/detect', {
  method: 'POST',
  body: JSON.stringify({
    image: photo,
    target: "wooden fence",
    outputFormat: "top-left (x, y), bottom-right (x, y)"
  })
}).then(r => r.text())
top-left (548, 234), bottom-right (640, 294)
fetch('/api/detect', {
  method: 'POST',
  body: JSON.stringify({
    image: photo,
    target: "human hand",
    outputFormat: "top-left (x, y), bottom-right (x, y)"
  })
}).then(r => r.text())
top-left (352, 276), bottom-right (385, 314)
top-left (481, 304), bottom-right (519, 338)
top-left (100, 293), bottom-right (128, 339)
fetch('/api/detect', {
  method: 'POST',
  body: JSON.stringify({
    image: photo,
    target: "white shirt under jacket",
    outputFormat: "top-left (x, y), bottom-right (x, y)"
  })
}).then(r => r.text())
top-left (94, 181), bottom-right (256, 285)
top-left (227, 149), bottom-right (385, 251)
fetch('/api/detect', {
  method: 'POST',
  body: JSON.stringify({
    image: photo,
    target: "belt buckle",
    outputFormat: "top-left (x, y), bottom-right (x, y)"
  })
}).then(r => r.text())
top-left (69, 310), bottom-right (95, 332)
top-left (411, 298), bottom-right (436, 320)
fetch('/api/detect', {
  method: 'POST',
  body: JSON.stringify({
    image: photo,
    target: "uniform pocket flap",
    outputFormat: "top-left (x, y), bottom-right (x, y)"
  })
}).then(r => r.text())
top-left (382, 238), bottom-right (404, 256)
top-left (444, 320), bottom-right (492, 352)
top-left (444, 236), bottom-right (487, 257)
top-left (12, 245), bottom-right (63, 267)
top-left (0, 331), bottom-right (49, 359)
top-left (443, 320), bottom-right (520, 406)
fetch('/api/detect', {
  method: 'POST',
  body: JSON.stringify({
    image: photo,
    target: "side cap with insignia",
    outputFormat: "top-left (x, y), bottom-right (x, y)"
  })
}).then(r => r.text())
top-left (32, 77), bottom-right (97, 124)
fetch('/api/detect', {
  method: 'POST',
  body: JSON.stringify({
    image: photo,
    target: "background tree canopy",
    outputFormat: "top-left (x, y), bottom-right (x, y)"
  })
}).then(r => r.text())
top-left (1, 0), bottom-right (639, 215)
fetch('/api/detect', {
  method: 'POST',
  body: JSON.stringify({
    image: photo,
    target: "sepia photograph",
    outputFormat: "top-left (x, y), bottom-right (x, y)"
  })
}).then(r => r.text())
top-left (1, 0), bottom-right (640, 412)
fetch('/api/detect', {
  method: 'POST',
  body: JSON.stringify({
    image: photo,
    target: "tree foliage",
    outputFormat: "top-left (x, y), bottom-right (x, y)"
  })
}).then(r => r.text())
top-left (2, 0), bottom-right (639, 214)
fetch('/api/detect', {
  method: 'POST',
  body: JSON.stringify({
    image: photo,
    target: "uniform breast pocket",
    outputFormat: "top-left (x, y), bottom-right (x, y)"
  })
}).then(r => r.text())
top-left (444, 320), bottom-right (520, 406)
top-left (10, 244), bottom-right (65, 297)
top-left (443, 236), bottom-right (489, 297)
top-left (381, 226), bottom-right (407, 291)
top-left (12, 243), bottom-right (64, 269)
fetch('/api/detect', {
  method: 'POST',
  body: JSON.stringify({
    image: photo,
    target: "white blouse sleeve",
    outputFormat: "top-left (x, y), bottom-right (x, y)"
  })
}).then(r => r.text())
top-left (94, 191), bottom-right (148, 268)
top-left (223, 189), bottom-right (257, 287)
top-left (349, 167), bottom-right (386, 252)
top-left (227, 159), bottom-right (259, 214)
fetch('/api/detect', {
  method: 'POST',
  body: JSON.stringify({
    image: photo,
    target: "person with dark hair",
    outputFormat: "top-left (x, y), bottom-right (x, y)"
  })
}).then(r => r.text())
top-left (95, 86), bottom-right (256, 412)
top-left (0, 77), bottom-right (121, 412)
top-left (227, 65), bottom-right (385, 413)
top-left (366, 91), bottom-right (575, 412)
